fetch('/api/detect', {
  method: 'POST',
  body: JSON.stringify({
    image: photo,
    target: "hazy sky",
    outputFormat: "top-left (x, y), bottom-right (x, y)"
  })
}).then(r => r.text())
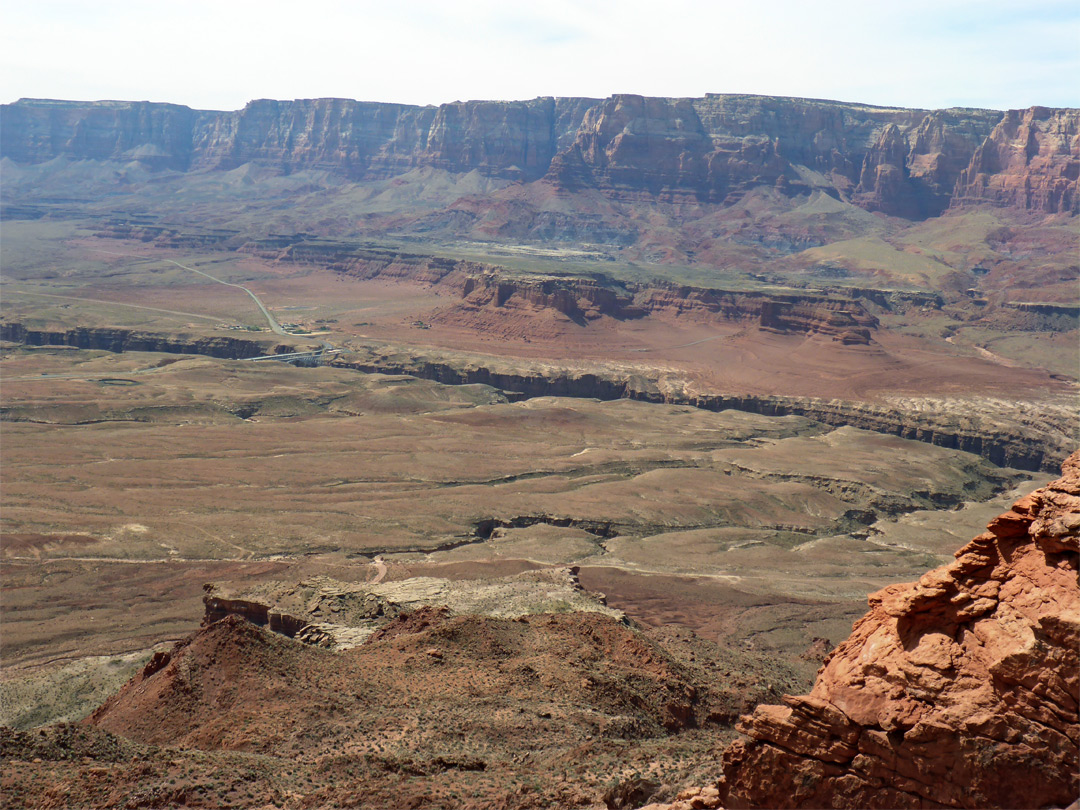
top-left (2, 0), bottom-right (1078, 110)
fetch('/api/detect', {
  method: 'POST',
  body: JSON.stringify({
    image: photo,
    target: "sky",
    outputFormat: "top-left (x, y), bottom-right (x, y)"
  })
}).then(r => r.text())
top-left (2, 0), bottom-right (1078, 111)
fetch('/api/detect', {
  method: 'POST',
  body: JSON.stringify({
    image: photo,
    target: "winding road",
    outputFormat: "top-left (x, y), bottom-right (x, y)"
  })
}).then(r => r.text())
top-left (159, 258), bottom-right (290, 336)
top-left (87, 249), bottom-right (288, 335)
top-left (3, 250), bottom-right (337, 381)
top-left (156, 257), bottom-right (335, 353)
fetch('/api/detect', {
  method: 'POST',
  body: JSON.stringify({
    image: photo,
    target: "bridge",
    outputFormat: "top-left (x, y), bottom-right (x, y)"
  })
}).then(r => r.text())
top-left (248, 348), bottom-right (343, 365)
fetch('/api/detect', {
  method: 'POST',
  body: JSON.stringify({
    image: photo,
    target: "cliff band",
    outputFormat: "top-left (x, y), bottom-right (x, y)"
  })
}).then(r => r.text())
top-left (3, 95), bottom-right (1077, 217)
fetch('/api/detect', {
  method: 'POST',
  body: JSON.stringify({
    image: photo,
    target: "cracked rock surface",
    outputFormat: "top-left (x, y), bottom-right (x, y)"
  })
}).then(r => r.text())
top-left (719, 449), bottom-right (1079, 809)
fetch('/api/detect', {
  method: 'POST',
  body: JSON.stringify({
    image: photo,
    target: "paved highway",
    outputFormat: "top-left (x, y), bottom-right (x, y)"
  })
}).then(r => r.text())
top-left (159, 259), bottom-right (290, 336)
top-left (157, 257), bottom-right (336, 353)
top-left (88, 249), bottom-right (289, 336)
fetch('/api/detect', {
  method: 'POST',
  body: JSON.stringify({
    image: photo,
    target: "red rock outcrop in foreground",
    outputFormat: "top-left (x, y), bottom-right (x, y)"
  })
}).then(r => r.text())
top-left (720, 450), bottom-right (1080, 809)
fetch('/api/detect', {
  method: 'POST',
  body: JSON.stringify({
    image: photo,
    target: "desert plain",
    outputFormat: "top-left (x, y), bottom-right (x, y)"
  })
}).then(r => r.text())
top-left (0, 93), bottom-right (1077, 808)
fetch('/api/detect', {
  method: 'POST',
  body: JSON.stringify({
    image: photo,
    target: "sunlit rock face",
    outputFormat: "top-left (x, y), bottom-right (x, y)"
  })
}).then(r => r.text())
top-left (952, 106), bottom-right (1080, 215)
top-left (4, 96), bottom-right (1075, 218)
top-left (719, 450), bottom-right (1080, 809)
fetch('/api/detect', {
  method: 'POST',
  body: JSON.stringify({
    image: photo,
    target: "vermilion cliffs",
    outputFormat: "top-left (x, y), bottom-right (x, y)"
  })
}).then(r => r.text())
top-left (1, 92), bottom-right (1077, 809)
top-left (2, 94), bottom-right (1076, 213)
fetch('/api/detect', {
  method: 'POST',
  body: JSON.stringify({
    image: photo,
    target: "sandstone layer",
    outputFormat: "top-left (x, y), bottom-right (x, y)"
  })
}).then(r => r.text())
top-left (240, 240), bottom-right (880, 343)
top-left (719, 450), bottom-right (1080, 809)
top-left (332, 344), bottom-right (1073, 474)
top-left (0, 322), bottom-right (304, 358)
top-left (1, 320), bottom-right (1069, 472)
top-left (953, 106), bottom-right (1079, 214)
top-left (4, 96), bottom-right (1076, 217)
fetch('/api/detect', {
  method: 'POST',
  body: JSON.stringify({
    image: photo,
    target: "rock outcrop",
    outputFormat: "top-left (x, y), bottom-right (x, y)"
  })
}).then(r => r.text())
top-left (202, 568), bottom-right (623, 651)
top-left (0, 322), bottom-right (302, 358)
top-left (547, 94), bottom-right (1003, 214)
top-left (719, 450), bottom-right (1080, 808)
top-left (452, 273), bottom-right (878, 342)
top-left (952, 106), bottom-right (1080, 215)
top-left (236, 237), bottom-right (880, 342)
top-left (1, 96), bottom-right (595, 182)
top-left (4, 95), bottom-right (1074, 218)
top-left (851, 109), bottom-right (1007, 218)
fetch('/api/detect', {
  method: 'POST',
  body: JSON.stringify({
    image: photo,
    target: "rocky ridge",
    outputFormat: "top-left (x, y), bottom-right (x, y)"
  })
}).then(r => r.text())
top-left (4, 95), bottom-right (1077, 217)
top-left (60, 605), bottom-right (805, 809)
top-left (262, 242), bottom-right (880, 343)
top-left (201, 567), bottom-right (624, 650)
top-left (713, 450), bottom-right (1080, 808)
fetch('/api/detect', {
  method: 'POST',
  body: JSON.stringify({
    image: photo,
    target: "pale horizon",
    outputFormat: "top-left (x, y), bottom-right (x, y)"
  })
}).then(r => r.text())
top-left (7, 92), bottom-right (1059, 114)
top-left (3, 0), bottom-right (1079, 112)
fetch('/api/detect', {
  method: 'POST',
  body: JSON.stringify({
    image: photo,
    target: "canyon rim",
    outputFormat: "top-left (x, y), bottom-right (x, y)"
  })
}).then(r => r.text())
top-left (1, 88), bottom-right (1077, 809)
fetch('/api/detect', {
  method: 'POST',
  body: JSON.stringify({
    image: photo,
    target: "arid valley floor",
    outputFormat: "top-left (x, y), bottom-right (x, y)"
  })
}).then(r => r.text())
top-left (0, 94), bottom-right (1077, 809)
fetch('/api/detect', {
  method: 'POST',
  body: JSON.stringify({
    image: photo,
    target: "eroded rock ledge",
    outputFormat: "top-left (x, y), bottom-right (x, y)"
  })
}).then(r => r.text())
top-left (334, 346), bottom-right (1073, 474)
top-left (1, 319), bottom-right (1069, 472)
top-left (201, 568), bottom-right (622, 651)
top-left (5, 96), bottom-right (1076, 216)
top-left (252, 243), bottom-right (880, 344)
top-left (717, 449), bottom-right (1079, 809)
top-left (0, 322), bottom-right (304, 358)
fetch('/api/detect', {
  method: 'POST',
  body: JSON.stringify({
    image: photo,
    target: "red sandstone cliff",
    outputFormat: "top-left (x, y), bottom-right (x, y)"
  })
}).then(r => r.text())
top-left (546, 95), bottom-right (1008, 216)
top-left (851, 109), bottom-right (1006, 218)
top-left (718, 450), bottom-right (1080, 809)
top-left (952, 106), bottom-right (1080, 215)
top-left (5, 95), bottom-right (1074, 219)
top-left (237, 240), bottom-right (879, 342)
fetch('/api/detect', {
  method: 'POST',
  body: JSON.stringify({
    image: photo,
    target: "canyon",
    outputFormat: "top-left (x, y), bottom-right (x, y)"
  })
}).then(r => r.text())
top-left (1, 90), bottom-right (1077, 810)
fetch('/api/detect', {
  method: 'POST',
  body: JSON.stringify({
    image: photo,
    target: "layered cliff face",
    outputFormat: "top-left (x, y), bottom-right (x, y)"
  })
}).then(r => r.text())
top-left (0, 322), bottom-right (302, 358)
top-left (190, 96), bottom-right (598, 180)
top-left (190, 97), bottom-right (421, 177)
top-left (953, 106), bottom-right (1080, 214)
top-left (548, 94), bottom-right (917, 204)
top-left (719, 450), bottom-right (1080, 809)
top-left (2, 96), bottom-right (595, 182)
top-left (547, 95), bottom-right (741, 202)
top-left (3, 96), bottom-right (1075, 218)
top-left (465, 277), bottom-right (881, 345)
top-left (851, 109), bottom-right (1007, 218)
top-left (415, 96), bottom-right (598, 180)
top-left (241, 237), bottom-right (880, 342)
top-left (0, 99), bottom-right (197, 170)
top-left (546, 95), bottom-right (1010, 216)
